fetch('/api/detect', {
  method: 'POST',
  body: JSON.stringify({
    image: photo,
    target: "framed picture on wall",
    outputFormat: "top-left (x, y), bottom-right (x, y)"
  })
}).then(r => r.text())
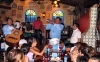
top-left (12, 10), bottom-right (16, 16)
top-left (17, 14), bottom-right (22, 18)
top-left (18, 6), bottom-right (23, 10)
top-left (12, 3), bottom-right (17, 8)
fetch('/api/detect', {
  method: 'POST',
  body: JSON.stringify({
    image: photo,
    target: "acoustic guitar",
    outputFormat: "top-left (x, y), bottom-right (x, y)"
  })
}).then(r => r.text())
top-left (5, 30), bottom-right (23, 43)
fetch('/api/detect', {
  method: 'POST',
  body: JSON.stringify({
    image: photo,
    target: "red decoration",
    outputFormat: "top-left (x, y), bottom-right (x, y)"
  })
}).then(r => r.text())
top-left (79, 11), bottom-right (89, 33)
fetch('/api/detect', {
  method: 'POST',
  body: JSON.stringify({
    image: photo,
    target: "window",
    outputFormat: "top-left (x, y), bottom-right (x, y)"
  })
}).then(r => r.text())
top-left (25, 9), bottom-right (36, 23)
top-left (52, 10), bottom-right (64, 23)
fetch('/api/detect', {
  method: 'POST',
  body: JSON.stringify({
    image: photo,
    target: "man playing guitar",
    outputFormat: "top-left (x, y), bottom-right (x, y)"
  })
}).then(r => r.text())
top-left (3, 18), bottom-right (22, 50)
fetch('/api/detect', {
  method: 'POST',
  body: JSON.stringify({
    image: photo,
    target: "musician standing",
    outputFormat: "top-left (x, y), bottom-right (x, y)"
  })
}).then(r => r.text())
top-left (32, 16), bottom-right (43, 45)
top-left (46, 17), bottom-right (64, 42)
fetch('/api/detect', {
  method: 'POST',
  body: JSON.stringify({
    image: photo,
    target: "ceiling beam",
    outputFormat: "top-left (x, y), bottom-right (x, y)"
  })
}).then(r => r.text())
top-left (0, 5), bottom-right (11, 9)
top-left (59, 0), bottom-right (79, 6)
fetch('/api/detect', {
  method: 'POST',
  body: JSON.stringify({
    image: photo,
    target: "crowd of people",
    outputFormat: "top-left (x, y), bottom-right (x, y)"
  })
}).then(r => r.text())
top-left (0, 15), bottom-right (100, 62)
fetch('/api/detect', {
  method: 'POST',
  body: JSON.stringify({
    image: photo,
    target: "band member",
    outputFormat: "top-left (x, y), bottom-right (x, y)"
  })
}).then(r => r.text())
top-left (46, 17), bottom-right (64, 45)
top-left (32, 16), bottom-right (43, 45)
top-left (3, 18), bottom-right (16, 50)
top-left (46, 17), bottom-right (64, 39)
top-left (3, 18), bottom-right (15, 36)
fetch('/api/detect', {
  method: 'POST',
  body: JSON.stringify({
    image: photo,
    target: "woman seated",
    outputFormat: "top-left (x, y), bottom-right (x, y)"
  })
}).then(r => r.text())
top-left (21, 43), bottom-right (30, 62)
top-left (6, 49), bottom-right (26, 62)
top-left (26, 37), bottom-right (48, 62)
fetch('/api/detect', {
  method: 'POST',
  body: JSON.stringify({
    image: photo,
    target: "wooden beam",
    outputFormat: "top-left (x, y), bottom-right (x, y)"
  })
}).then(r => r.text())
top-left (0, 5), bottom-right (11, 9)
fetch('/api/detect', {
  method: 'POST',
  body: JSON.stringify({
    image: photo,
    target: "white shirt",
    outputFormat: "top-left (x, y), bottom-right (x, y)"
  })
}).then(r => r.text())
top-left (70, 28), bottom-right (81, 43)
top-left (27, 52), bottom-right (34, 61)
top-left (19, 39), bottom-right (27, 45)
top-left (9, 26), bottom-right (14, 30)
top-left (14, 22), bottom-right (20, 29)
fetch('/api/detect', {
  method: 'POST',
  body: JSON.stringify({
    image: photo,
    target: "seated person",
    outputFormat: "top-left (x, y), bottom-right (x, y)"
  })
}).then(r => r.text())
top-left (19, 35), bottom-right (27, 48)
top-left (65, 43), bottom-right (74, 54)
top-left (21, 43), bottom-right (30, 62)
top-left (52, 40), bottom-right (65, 51)
top-left (6, 49), bottom-right (26, 62)
top-left (26, 37), bottom-right (48, 62)
top-left (70, 42), bottom-right (82, 53)
top-left (19, 39), bottom-right (27, 48)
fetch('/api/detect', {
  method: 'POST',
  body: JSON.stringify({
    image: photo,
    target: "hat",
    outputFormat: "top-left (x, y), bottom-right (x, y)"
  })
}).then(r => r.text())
top-left (19, 39), bottom-right (27, 45)
top-left (49, 38), bottom-right (60, 46)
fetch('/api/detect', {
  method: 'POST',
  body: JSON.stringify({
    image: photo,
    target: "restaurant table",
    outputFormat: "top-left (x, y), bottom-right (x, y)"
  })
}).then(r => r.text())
top-left (34, 50), bottom-right (72, 62)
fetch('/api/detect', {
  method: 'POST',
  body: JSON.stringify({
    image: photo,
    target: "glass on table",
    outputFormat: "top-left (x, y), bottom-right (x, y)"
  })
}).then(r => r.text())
top-left (48, 45), bottom-right (53, 51)
top-left (59, 45), bottom-right (63, 51)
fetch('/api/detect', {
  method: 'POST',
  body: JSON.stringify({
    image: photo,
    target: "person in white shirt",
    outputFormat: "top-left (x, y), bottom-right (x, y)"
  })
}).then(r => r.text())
top-left (70, 23), bottom-right (81, 44)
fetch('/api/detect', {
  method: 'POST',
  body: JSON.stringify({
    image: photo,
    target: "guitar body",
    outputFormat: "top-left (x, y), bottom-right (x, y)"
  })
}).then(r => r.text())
top-left (5, 30), bottom-right (23, 43)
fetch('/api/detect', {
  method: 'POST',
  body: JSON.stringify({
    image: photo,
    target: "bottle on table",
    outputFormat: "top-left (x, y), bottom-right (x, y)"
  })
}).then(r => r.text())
top-left (64, 54), bottom-right (68, 62)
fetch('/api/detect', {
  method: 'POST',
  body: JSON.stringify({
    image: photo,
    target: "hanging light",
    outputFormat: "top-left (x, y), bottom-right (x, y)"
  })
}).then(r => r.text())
top-left (55, 4), bottom-right (58, 7)
top-left (54, 1), bottom-right (57, 4)
top-left (42, 12), bottom-right (46, 17)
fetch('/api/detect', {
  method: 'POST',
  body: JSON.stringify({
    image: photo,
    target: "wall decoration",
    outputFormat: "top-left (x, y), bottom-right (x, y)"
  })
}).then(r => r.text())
top-left (12, 3), bottom-right (17, 8)
top-left (17, 14), bottom-right (22, 18)
top-left (12, 10), bottom-right (16, 16)
top-left (18, 6), bottom-right (23, 10)
top-left (1, 11), bottom-right (5, 14)
top-left (40, 2), bottom-right (45, 9)
top-left (46, 4), bottom-right (52, 11)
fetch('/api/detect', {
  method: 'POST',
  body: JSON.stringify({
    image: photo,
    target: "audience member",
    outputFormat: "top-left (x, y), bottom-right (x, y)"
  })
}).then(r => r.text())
top-left (88, 55), bottom-right (100, 62)
top-left (20, 22), bottom-right (26, 33)
top-left (14, 20), bottom-right (20, 29)
top-left (65, 43), bottom-right (74, 54)
top-left (6, 49), bottom-right (25, 62)
top-left (70, 42), bottom-right (82, 53)
top-left (52, 40), bottom-right (65, 50)
top-left (21, 43), bottom-right (30, 62)
top-left (77, 56), bottom-right (88, 62)
top-left (19, 35), bottom-right (27, 48)
top-left (26, 22), bottom-right (32, 31)
top-left (26, 37), bottom-right (48, 62)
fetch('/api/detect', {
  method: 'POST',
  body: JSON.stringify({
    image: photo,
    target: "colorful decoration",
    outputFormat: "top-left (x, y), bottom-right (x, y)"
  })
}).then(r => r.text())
top-left (53, 10), bottom-right (63, 16)
top-left (52, 10), bottom-right (64, 23)
top-left (40, 2), bottom-right (45, 9)
top-left (25, 9), bottom-right (36, 22)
